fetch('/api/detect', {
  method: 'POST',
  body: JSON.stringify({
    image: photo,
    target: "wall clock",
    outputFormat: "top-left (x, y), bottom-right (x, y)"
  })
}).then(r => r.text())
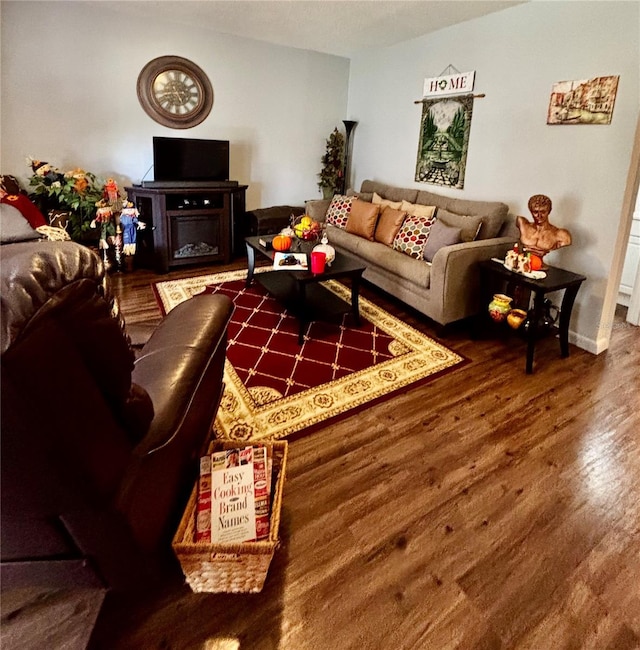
top-left (137, 55), bottom-right (213, 129)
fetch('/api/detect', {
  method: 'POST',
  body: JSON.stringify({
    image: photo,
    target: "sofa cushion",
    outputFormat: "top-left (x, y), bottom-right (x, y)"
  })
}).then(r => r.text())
top-left (360, 180), bottom-right (418, 204)
top-left (347, 188), bottom-right (374, 202)
top-left (415, 189), bottom-right (451, 209)
top-left (446, 197), bottom-right (508, 239)
top-left (345, 199), bottom-right (380, 240)
top-left (400, 200), bottom-right (437, 219)
top-left (327, 224), bottom-right (431, 289)
top-left (372, 192), bottom-right (402, 211)
top-left (392, 214), bottom-right (436, 259)
top-left (0, 203), bottom-right (42, 243)
top-left (437, 209), bottom-right (483, 242)
top-left (325, 195), bottom-right (353, 229)
top-left (423, 219), bottom-right (462, 262)
top-left (374, 206), bottom-right (406, 246)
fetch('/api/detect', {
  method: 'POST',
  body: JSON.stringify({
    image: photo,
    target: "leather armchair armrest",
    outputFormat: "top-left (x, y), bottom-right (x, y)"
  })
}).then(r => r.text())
top-left (116, 293), bottom-right (234, 552)
top-left (131, 293), bottom-right (233, 455)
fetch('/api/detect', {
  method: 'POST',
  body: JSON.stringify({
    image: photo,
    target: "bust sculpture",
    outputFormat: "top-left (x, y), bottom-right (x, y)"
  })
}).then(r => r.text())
top-left (516, 194), bottom-right (572, 258)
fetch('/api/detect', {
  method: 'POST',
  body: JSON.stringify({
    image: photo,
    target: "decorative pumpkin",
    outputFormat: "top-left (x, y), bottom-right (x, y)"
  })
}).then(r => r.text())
top-left (529, 254), bottom-right (543, 271)
top-left (272, 234), bottom-right (292, 252)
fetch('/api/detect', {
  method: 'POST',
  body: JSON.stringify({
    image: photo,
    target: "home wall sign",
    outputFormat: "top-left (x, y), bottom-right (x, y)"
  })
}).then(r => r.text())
top-left (423, 70), bottom-right (475, 98)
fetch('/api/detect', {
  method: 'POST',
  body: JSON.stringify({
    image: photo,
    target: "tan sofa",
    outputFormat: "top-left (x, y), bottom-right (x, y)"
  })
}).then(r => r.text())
top-left (306, 179), bottom-right (518, 327)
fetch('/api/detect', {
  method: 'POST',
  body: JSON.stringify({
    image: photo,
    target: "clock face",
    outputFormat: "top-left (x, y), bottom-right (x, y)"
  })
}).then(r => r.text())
top-left (137, 56), bottom-right (213, 129)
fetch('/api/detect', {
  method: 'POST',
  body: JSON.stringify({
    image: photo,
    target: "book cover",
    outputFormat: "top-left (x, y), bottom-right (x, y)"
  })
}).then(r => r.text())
top-left (210, 448), bottom-right (257, 544)
top-left (273, 252), bottom-right (308, 271)
top-left (195, 454), bottom-right (212, 542)
top-left (253, 446), bottom-right (271, 541)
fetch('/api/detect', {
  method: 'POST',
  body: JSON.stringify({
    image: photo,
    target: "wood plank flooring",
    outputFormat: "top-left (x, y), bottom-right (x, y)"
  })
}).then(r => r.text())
top-left (89, 261), bottom-right (640, 650)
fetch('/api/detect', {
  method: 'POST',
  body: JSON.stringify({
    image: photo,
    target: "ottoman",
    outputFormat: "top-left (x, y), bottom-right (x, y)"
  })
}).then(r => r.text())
top-left (245, 205), bottom-right (306, 238)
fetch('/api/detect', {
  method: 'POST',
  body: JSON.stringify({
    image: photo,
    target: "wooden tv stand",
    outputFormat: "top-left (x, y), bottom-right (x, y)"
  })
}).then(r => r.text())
top-left (125, 183), bottom-right (247, 273)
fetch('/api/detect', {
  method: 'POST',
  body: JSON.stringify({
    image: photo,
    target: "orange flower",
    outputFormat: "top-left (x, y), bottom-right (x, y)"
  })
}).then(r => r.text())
top-left (74, 177), bottom-right (88, 193)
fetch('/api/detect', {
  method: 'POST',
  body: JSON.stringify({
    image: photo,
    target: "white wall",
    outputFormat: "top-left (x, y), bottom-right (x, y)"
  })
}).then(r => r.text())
top-left (347, 1), bottom-right (639, 352)
top-left (2, 1), bottom-right (638, 352)
top-left (0, 1), bottom-right (349, 210)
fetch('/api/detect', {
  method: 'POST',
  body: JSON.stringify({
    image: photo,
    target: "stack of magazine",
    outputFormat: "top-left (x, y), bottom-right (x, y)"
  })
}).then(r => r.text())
top-left (195, 445), bottom-right (273, 544)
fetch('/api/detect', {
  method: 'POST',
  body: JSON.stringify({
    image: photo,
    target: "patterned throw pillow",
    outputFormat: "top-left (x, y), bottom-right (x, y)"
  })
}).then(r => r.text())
top-left (392, 214), bottom-right (436, 259)
top-left (325, 195), bottom-right (353, 229)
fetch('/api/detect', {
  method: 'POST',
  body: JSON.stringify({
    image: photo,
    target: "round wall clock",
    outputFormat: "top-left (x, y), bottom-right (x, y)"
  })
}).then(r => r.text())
top-left (137, 55), bottom-right (213, 129)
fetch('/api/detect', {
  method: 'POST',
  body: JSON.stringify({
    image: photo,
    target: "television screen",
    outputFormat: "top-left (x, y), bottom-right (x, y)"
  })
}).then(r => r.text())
top-left (153, 137), bottom-right (230, 182)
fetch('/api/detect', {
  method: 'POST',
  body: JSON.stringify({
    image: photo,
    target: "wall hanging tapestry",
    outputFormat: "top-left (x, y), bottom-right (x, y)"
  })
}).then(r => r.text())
top-left (154, 269), bottom-right (465, 442)
top-left (547, 76), bottom-right (619, 125)
top-left (415, 95), bottom-right (474, 189)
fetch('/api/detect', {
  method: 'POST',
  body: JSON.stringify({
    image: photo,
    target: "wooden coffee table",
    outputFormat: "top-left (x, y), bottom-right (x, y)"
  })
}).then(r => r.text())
top-left (245, 235), bottom-right (366, 344)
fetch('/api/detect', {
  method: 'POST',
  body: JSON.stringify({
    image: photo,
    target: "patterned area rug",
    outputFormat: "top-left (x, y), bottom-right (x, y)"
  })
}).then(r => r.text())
top-left (154, 269), bottom-right (465, 442)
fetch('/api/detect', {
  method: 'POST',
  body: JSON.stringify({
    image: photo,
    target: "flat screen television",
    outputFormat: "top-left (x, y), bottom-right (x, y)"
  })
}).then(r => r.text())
top-left (153, 136), bottom-right (230, 182)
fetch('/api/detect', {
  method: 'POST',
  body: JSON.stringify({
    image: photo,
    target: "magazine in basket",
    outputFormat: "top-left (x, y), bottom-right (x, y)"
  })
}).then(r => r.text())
top-left (172, 440), bottom-right (288, 594)
top-left (196, 445), bottom-right (273, 544)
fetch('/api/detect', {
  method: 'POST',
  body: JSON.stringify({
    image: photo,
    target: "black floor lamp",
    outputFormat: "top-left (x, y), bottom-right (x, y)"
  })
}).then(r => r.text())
top-left (342, 120), bottom-right (357, 194)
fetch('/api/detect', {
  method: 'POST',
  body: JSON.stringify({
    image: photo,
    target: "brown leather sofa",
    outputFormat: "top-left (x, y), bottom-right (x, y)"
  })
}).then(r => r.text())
top-left (1, 239), bottom-right (234, 595)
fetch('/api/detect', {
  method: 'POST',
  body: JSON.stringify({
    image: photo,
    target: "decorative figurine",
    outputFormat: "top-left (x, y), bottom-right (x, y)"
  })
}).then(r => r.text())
top-left (516, 194), bottom-right (572, 259)
top-left (119, 202), bottom-right (143, 256)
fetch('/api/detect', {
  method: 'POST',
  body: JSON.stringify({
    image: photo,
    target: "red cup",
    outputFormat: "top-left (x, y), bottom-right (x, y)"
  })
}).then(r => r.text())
top-left (310, 251), bottom-right (326, 274)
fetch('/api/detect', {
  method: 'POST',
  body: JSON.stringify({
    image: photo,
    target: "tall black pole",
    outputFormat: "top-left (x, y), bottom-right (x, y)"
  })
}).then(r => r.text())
top-left (342, 120), bottom-right (357, 194)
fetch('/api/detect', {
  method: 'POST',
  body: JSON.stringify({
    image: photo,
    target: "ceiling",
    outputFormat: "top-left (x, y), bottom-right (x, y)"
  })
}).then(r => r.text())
top-left (110, 1), bottom-right (526, 58)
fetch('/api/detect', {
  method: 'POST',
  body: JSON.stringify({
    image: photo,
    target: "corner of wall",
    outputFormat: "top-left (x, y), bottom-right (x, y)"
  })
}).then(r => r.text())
top-left (569, 331), bottom-right (608, 355)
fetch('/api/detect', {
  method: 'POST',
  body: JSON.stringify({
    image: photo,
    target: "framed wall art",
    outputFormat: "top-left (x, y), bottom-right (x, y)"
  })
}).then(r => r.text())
top-left (547, 76), bottom-right (619, 125)
top-left (415, 95), bottom-right (474, 189)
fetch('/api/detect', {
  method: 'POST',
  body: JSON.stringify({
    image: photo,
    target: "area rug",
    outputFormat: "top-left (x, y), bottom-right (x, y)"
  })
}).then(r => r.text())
top-left (154, 269), bottom-right (465, 442)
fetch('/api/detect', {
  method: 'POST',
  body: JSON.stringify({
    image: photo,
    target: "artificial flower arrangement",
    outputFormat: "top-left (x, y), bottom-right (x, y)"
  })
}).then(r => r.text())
top-left (26, 158), bottom-right (144, 270)
top-left (27, 157), bottom-right (107, 241)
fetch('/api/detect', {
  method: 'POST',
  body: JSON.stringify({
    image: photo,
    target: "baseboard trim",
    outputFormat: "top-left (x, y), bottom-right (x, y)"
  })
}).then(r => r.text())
top-left (570, 330), bottom-right (608, 355)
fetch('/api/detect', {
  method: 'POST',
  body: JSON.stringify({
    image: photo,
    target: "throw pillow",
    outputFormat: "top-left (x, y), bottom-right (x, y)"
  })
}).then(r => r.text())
top-left (436, 208), bottom-right (483, 242)
top-left (374, 206), bottom-right (406, 246)
top-left (0, 193), bottom-right (47, 228)
top-left (392, 214), bottom-right (436, 259)
top-left (372, 192), bottom-right (402, 211)
top-left (423, 219), bottom-right (462, 262)
top-left (0, 174), bottom-right (23, 196)
top-left (325, 195), bottom-right (353, 229)
top-left (400, 200), bottom-right (437, 219)
top-left (346, 199), bottom-right (380, 240)
top-left (0, 203), bottom-right (41, 243)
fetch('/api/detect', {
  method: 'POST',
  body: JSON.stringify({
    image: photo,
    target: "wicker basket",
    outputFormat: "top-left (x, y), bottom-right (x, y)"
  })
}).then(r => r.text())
top-left (172, 440), bottom-right (288, 593)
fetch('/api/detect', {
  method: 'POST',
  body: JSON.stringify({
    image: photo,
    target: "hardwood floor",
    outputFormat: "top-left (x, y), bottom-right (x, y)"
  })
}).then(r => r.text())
top-left (90, 261), bottom-right (640, 650)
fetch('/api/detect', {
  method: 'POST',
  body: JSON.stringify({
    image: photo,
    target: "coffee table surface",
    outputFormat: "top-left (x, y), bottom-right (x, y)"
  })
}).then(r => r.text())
top-left (244, 235), bottom-right (366, 343)
top-left (244, 235), bottom-right (365, 280)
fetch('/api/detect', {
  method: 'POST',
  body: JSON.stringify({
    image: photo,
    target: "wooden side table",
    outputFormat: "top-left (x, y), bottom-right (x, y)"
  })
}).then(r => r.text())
top-left (478, 259), bottom-right (586, 374)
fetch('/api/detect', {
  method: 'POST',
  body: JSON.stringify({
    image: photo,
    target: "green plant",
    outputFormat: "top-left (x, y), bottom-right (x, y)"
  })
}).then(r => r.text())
top-left (26, 158), bottom-right (107, 240)
top-left (317, 128), bottom-right (345, 196)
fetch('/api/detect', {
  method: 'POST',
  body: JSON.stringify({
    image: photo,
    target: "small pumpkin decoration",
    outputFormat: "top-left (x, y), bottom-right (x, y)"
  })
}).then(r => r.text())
top-left (529, 254), bottom-right (543, 271)
top-left (272, 234), bottom-right (292, 252)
